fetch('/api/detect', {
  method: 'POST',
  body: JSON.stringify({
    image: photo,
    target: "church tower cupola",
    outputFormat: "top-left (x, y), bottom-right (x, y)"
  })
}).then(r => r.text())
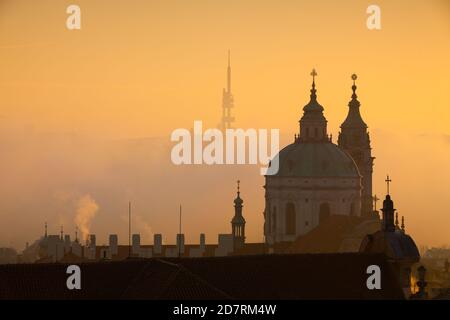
top-left (231, 180), bottom-right (246, 250)
top-left (338, 74), bottom-right (375, 218)
top-left (298, 69), bottom-right (328, 143)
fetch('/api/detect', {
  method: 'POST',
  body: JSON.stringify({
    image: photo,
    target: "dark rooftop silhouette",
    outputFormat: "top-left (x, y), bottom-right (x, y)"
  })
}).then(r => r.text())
top-left (0, 253), bottom-right (405, 300)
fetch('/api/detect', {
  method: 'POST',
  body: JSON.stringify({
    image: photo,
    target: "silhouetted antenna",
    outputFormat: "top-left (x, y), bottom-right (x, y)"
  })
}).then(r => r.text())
top-left (178, 204), bottom-right (182, 258)
top-left (227, 50), bottom-right (231, 93)
top-left (128, 201), bottom-right (131, 258)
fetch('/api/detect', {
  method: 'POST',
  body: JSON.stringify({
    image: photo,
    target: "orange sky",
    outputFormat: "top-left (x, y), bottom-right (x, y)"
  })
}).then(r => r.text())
top-left (0, 0), bottom-right (449, 250)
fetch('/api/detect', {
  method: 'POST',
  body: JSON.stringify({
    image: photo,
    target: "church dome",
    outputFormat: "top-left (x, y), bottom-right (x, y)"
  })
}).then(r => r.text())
top-left (272, 142), bottom-right (360, 178)
top-left (359, 193), bottom-right (420, 262)
top-left (360, 229), bottom-right (420, 262)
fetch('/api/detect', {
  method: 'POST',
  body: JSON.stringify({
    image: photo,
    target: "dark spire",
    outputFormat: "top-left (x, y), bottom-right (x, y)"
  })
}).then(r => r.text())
top-left (381, 176), bottom-right (396, 232)
top-left (395, 212), bottom-right (399, 229)
top-left (60, 225), bottom-right (64, 240)
top-left (44, 222), bottom-right (47, 238)
top-left (351, 73), bottom-right (358, 100)
top-left (75, 226), bottom-right (78, 243)
top-left (234, 179), bottom-right (243, 207)
top-left (340, 73), bottom-right (367, 129)
top-left (302, 68), bottom-right (324, 112)
top-left (401, 216), bottom-right (405, 233)
top-left (310, 68), bottom-right (317, 100)
top-left (232, 180), bottom-right (246, 249)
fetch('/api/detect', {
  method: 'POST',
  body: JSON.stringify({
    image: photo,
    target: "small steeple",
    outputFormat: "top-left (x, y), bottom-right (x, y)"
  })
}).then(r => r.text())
top-left (381, 175), bottom-right (396, 232)
top-left (395, 211), bottom-right (399, 229)
top-left (231, 180), bottom-right (246, 250)
top-left (338, 74), bottom-right (374, 218)
top-left (340, 73), bottom-right (367, 129)
top-left (401, 216), bottom-right (405, 233)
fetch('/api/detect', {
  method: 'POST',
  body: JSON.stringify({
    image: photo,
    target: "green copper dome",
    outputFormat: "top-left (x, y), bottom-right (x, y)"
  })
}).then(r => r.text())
top-left (272, 142), bottom-right (360, 178)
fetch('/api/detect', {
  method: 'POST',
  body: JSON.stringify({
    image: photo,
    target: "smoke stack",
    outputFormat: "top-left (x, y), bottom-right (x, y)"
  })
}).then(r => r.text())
top-left (200, 233), bottom-right (205, 250)
top-left (176, 234), bottom-right (185, 256)
top-left (154, 234), bottom-right (162, 255)
top-left (132, 234), bottom-right (141, 255)
top-left (109, 234), bottom-right (118, 255)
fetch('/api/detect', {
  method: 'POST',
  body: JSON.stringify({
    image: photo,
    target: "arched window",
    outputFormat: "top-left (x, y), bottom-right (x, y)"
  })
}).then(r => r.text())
top-left (319, 202), bottom-right (331, 223)
top-left (285, 203), bottom-right (296, 235)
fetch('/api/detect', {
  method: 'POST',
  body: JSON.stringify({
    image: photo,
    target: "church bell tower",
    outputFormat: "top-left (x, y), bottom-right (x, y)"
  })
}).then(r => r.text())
top-left (231, 180), bottom-right (246, 250)
top-left (338, 74), bottom-right (375, 218)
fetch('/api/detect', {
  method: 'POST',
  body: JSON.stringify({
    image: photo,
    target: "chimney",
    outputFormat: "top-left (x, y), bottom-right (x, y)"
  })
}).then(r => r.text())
top-left (88, 234), bottom-right (96, 260)
top-left (89, 234), bottom-right (96, 248)
top-left (132, 234), bottom-right (141, 255)
top-left (64, 235), bottom-right (71, 253)
top-left (109, 234), bottom-right (118, 255)
top-left (154, 234), bottom-right (162, 254)
top-left (200, 233), bottom-right (205, 250)
top-left (176, 234), bottom-right (185, 255)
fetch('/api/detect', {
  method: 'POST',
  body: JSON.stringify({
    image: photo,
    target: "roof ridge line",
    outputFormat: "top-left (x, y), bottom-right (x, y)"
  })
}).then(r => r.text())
top-left (158, 259), bottom-right (233, 300)
top-left (174, 262), bottom-right (234, 300)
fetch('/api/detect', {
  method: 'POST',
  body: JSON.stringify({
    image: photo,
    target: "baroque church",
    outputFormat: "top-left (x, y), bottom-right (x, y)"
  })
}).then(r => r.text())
top-left (12, 63), bottom-right (423, 300)
top-left (263, 69), bottom-right (375, 246)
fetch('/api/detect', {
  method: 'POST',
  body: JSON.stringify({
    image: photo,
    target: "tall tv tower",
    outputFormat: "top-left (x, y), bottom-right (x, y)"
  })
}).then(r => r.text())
top-left (219, 50), bottom-right (235, 130)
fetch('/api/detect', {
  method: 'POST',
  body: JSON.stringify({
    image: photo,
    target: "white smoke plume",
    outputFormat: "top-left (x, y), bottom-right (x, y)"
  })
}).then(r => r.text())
top-left (120, 213), bottom-right (153, 243)
top-left (74, 195), bottom-right (99, 241)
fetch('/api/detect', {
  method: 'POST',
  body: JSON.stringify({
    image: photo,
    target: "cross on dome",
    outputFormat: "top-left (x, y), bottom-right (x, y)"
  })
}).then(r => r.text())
top-left (385, 175), bottom-right (392, 195)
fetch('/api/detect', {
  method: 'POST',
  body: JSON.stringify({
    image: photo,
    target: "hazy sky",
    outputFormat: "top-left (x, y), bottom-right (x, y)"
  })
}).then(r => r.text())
top-left (0, 0), bottom-right (449, 249)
